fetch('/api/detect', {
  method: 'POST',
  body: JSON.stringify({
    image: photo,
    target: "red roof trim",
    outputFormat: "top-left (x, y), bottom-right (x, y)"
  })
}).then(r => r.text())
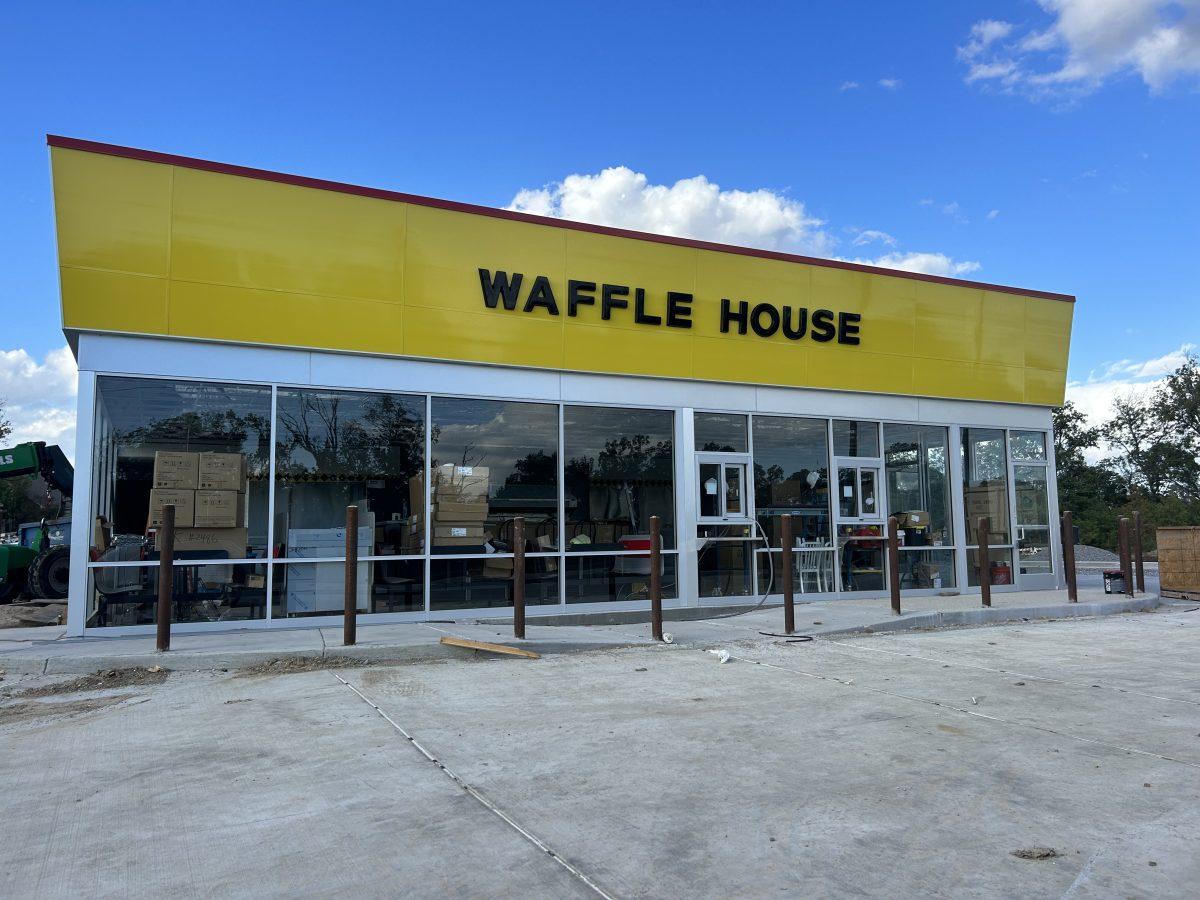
top-left (46, 134), bottom-right (1075, 303)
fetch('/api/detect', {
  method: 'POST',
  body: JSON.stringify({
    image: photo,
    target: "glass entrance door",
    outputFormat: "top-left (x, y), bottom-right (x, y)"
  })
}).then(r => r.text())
top-left (835, 461), bottom-right (887, 592)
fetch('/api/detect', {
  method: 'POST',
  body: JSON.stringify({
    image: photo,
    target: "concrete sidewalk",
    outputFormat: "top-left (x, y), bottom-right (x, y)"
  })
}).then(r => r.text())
top-left (0, 587), bottom-right (1171, 675)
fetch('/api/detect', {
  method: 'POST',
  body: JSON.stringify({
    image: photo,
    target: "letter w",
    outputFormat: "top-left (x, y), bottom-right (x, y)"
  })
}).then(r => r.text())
top-left (479, 269), bottom-right (523, 310)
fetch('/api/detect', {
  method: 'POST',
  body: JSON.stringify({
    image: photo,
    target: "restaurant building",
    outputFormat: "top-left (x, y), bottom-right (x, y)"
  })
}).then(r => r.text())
top-left (49, 136), bottom-right (1075, 636)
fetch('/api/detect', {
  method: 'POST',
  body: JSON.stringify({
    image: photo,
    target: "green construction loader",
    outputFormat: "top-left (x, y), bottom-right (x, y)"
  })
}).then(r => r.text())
top-left (0, 441), bottom-right (74, 603)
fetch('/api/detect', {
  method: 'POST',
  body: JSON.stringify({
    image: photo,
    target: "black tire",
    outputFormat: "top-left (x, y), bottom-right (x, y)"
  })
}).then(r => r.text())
top-left (29, 545), bottom-right (71, 600)
top-left (0, 571), bottom-right (24, 603)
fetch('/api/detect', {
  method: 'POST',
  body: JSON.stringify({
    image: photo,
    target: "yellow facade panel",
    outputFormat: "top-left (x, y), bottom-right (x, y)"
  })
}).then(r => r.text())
top-left (692, 335), bottom-right (808, 387)
top-left (51, 149), bottom-right (172, 276)
top-left (51, 142), bottom-right (1074, 406)
top-left (402, 305), bottom-right (563, 370)
top-left (563, 319), bottom-right (693, 379)
top-left (59, 267), bottom-right (169, 335)
top-left (169, 281), bottom-right (404, 355)
top-left (405, 204), bottom-right (566, 315)
top-left (170, 168), bottom-right (406, 302)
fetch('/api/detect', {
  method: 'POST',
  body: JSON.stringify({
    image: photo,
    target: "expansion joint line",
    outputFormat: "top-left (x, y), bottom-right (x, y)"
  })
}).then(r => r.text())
top-left (720, 651), bottom-right (1200, 771)
top-left (331, 672), bottom-right (616, 900)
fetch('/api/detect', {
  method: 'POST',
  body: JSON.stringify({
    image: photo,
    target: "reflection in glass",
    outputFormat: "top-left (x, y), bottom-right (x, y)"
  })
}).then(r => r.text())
top-left (694, 412), bottom-right (748, 452)
top-left (833, 420), bottom-right (880, 457)
top-left (967, 547), bottom-right (1015, 587)
top-left (275, 388), bottom-right (425, 556)
top-left (897, 549), bottom-right (956, 589)
top-left (89, 562), bottom-right (268, 627)
top-left (884, 424), bottom-right (952, 545)
top-left (1009, 430), bottom-right (1047, 461)
top-left (962, 428), bottom-right (1011, 544)
top-left (838, 524), bottom-right (885, 591)
top-left (698, 538), bottom-right (753, 597)
top-left (563, 406), bottom-right (675, 550)
top-left (724, 465), bottom-right (744, 516)
top-left (838, 467), bottom-right (858, 518)
top-left (92, 377), bottom-right (272, 554)
top-left (1015, 463), bottom-right (1053, 575)
top-left (753, 416), bottom-right (830, 548)
top-left (699, 463), bottom-right (721, 518)
top-left (566, 553), bottom-right (677, 604)
top-left (860, 469), bottom-right (879, 517)
top-left (429, 557), bottom-right (560, 610)
top-left (430, 399), bottom-right (559, 554)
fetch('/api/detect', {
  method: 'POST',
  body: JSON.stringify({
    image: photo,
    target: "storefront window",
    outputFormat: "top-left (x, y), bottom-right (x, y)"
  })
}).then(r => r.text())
top-left (885, 424), bottom-right (952, 544)
top-left (1015, 463), bottom-right (1053, 575)
top-left (961, 427), bottom-right (1011, 545)
top-left (1010, 430), bottom-right (1047, 461)
top-left (694, 412), bottom-right (748, 452)
top-left (563, 406), bottom-right (675, 550)
top-left (752, 416), bottom-right (830, 548)
top-left (274, 388), bottom-right (425, 556)
top-left (833, 420), bottom-right (880, 458)
top-left (89, 376), bottom-right (272, 627)
top-left (429, 557), bottom-right (559, 610)
top-left (429, 398), bottom-right (559, 555)
top-left (565, 553), bottom-right (677, 604)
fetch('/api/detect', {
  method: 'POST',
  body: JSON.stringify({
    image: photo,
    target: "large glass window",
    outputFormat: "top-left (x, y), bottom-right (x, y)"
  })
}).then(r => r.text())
top-left (274, 388), bottom-right (425, 553)
top-left (430, 398), bottom-right (559, 555)
top-left (88, 377), bottom-right (272, 626)
top-left (563, 406), bottom-right (675, 551)
top-left (752, 416), bottom-right (830, 547)
top-left (961, 428), bottom-right (1011, 546)
top-left (885, 424), bottom-right (955, 589)
top-left (1015, 463), bottom-right (1053, 576)
top-left (694, 412), bottom-right (748, 453)
top-left (833, 420), bottom-right (880, 458)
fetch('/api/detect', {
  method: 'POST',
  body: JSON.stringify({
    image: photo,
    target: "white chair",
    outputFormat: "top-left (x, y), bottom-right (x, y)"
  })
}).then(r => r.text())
top-left (796, 541), bottom-right (831, 593)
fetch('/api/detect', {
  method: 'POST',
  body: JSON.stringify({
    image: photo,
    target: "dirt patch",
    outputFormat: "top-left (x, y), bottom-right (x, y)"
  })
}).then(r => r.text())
top-left (1011, 847), bottom-right (1060, 860)
top-left (236, 655), bottom-right (370, 677)
top-left (936, 724), bottom-right (968, 736)
top-left (0, 693), bottom-right (135, 726)
top-left (0, 603), bottom-right (66, 629)
top-left (7, 667), bottom-right (169, 699)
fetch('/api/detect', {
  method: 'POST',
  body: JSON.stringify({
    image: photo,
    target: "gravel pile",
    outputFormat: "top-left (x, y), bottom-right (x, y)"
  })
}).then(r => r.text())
top-left (1074, 544), bottom-right (1118, 562)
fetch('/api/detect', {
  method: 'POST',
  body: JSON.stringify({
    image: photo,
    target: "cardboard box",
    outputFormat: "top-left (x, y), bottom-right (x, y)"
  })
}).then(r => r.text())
top-left (198, 452), bottom-right (247, 491)
top-left (149, 488), bottom-right (196, 528)
top-left (408, 473), bottom-right (425, 516)
top-left (194, 490), bottom-right (246, 528)
top-left (435, 500), bottom-right (489, 522)
top-left (432, 535), bottom-right (485, 547)
top-left (153, 451), bottom-right (199, 489)
top-left (156, 526), bottom-right (248, 557)
top-left (92, 517), bottom-right (112, 553)
top-left (435, 464), bottom-right (490, 501)
top-left (433, 525), bottom-right (486, 539)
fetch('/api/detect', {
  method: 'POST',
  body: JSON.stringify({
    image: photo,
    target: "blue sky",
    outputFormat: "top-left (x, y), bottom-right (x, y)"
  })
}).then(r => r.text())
top-left (1, 1), bottom-right (1198, 455)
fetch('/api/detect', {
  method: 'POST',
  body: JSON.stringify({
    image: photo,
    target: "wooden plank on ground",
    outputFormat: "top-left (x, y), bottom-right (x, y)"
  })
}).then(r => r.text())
top-left (439, 636), bottom-right (540, 659)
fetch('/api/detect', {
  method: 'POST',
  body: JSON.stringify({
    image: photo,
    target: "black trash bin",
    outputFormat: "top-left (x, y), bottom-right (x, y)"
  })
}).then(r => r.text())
top-left (1103, 569), bottom-right (1124, 594)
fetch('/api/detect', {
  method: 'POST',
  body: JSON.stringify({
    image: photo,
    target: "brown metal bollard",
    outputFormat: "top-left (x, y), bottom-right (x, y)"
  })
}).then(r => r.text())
top-left (1061, 510), bottom-right (1078, 602)
top-left (649, 515), bottom-right (663, 642)
top-left (887, 515), bottom-right (901, 616)
top-left (1132, 510), bottom-right (1145, 594)
top-left (156, 504), bottom-right (175, 652)
top-left (344, 505), bottom-right (358, 646)
top-left (512, 516), bottom-right (526, 639)
top-left (978, 517), bottom-right (992, 608)
top-left (781, 514), bottom-right (795, 634)
top-left (1118, 516), bottom-right (1133, 597)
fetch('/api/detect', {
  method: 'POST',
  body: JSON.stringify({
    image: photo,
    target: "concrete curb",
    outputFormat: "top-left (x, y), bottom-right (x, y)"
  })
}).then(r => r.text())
top-left (0, 596), bottom-right (1167, 675)
top-left (811, 596), bottom-right (1164, 638)
top-left (1, 636), bottom-right (653, 676)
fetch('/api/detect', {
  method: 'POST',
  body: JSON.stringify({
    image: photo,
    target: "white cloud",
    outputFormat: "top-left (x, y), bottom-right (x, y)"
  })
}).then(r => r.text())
top-left (959, 1), bottom-right (1200, 98)
top-left (1065, 342), bottom-right (1195, 461)
top-left (839, 80), bottom-right (860, 91)
top-left (854, 252), bottom-right (981, 277)
top-left (987, 208), bottom-right (1000, 219)
top-left (0, 346), bottom-right (78, 461)
top-left (851, 229), bottom-right (897, 247)
top-left (508, 167), bottom-right (982, 278)
top-left (878, 77), bottom-right (903, 90)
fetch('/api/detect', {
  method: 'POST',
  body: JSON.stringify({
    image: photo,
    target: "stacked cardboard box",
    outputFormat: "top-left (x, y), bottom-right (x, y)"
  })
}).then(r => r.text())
top-left (400, 472), bottom-right (426, 553)
top-left (151, 451), bottom-right (250, 581)
top-left (432, 464), bottom-right (489, 550)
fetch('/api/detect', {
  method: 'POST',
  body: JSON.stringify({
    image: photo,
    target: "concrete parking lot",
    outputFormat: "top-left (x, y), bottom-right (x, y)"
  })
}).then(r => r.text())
top-left (3, 604), bottom-right (1199, 898)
